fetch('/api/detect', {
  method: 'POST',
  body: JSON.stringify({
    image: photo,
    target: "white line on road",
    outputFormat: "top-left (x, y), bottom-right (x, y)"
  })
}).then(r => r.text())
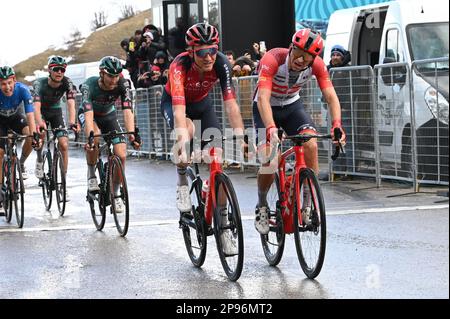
top-left (0, 204), bottom-right (448, 233)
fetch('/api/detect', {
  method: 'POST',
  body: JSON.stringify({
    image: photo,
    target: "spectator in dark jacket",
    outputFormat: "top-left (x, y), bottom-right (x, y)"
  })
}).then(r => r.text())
top-left (327, 45), bottom-right (353, 178)
top-left (327, 45), bottom-right (351, 70)
top-left (154, 51), bottom-right (170, 73)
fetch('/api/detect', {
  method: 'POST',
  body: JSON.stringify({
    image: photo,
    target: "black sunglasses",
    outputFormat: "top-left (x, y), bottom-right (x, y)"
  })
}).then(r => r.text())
top-left (51, 66), bottom-right (66, 73)
top-left (194, 47), bottom-right (218, 58)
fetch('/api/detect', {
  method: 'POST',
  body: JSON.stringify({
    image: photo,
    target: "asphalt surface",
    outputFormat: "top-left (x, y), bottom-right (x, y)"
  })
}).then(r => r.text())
top-left (0, 147), bottom-right (448, 299)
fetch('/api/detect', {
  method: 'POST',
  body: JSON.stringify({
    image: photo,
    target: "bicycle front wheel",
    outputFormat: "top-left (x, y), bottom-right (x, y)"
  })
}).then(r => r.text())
top-left (260, 173), bottom-right (285, 266)
top-left (88, 160), bottom-right (106, 230)
top-left (54, 150), bottom-right (66, 216)
top-left (41, 150), bottom-right (53, 211)
top-left (213, 173), bottom-right (244, 281)
top-left (181, 166), bottom-right (207, 267)
top-left (12, 158), bottom-right (25, 228)
top-left (109, 156), bottom-right (129, 237)
top-left (293, 168), bottom-right (326, 279)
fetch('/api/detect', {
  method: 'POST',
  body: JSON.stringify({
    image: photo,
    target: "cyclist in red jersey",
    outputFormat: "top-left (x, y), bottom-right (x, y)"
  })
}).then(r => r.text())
top-left (160, 23), bottom-right (247, 215)
top-left (253, 29), bottom-right (346, 235)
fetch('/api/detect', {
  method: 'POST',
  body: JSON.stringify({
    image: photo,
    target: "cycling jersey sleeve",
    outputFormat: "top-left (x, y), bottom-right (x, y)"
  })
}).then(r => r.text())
top-left (81, 83), bottom-right (93, 113)
top-left (256, 51), bottom-right (279, 91)
top-left (32, 79), bottom-right (42, 103)
top-left (20, 85), bottom-right (34, 113)
top-left (214, 52), bottom-right (236, 101)
top-left (119, 78), bottom-right (133, 110)
top-left (64, 77), bottom-right (76, 100)
top-left (168, 58), bottom-right (187, 106)
top-left (312, 57), bottom-right (333, 90)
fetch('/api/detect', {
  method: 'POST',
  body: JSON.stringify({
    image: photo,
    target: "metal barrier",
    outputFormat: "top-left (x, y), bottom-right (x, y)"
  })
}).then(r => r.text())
top-left (329, 66), bottom-right (379, 184)
top-left (64, 58), bottom-right (448, 187)
top-left (410, 57), bottom-right (449, 186)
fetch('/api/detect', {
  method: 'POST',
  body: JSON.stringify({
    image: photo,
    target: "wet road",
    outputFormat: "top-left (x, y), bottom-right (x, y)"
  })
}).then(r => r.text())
top-left (0, 147), bottom-right (448, 299)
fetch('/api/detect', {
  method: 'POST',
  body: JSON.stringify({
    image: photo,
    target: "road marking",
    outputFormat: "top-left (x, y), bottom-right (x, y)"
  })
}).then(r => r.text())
top-left (0, 204), bottom-right (447, 233)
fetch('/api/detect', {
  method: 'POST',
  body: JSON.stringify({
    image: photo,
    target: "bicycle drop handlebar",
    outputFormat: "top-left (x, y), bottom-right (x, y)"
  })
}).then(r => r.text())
top-left (284, 127), bottom-right (344, 161)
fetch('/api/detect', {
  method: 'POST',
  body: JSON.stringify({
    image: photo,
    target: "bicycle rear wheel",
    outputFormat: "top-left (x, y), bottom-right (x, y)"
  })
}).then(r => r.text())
top-left (2, 160), bottom-right (12, 223)
top-left (12, 158), bottom-right (25, 228)
top-left (260, 173), bottom-right (285, 266)
top-left (41, 150), bottom-right (53, 211)
top-left (109, 156), bottom-right (129, 237)
top-left (181, 166), bottom-right (207, 267)
top-left (88, 160), bottom-right (106, 230)
top-left (54, 150), bottom-right (66, 216)
top-left (293, 168), bottom-right (326, 279)
top-left (213, 173), bottom-right (244, 281)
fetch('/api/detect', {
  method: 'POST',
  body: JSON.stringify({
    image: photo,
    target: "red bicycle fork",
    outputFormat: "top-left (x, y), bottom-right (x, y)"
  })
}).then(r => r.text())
top-left (279, 145), bottom-right (307, 234)
top-left (203, 147), bottom-right (223, 226)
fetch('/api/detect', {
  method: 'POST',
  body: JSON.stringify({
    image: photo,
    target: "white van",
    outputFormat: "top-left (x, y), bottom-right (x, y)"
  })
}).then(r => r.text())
top-left (325, 0), bottom-right (448, 180)
top-left (65, 60), bottom-right (135, 91)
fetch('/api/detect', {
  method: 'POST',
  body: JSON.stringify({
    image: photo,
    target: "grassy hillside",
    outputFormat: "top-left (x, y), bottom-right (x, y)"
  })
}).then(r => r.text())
top-left (14, 9), bottom-right (152, 83)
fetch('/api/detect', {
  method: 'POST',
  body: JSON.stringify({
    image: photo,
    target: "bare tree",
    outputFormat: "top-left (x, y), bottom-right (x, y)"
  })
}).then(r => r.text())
top-left (119, 5), bottom-right (136, 21)
top-left (91, 11), bottom-right (108, 31)
top-left (65, 28), bottom-right (85, 54)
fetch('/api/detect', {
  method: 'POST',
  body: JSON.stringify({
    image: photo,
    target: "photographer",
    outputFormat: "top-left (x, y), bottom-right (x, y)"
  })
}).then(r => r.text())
top-left (137, 65), bottom-right (166, 89)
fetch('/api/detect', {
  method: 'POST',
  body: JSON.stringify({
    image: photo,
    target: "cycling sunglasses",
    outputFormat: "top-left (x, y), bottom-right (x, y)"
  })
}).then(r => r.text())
top-left (194, 46), bottom-right (218, 58)
top-left (51, 66), bottom-right (66, 73)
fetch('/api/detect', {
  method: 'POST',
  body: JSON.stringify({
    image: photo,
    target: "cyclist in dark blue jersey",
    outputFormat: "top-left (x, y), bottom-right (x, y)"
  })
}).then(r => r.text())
top-left (0, 66), bottom-right (39, 206)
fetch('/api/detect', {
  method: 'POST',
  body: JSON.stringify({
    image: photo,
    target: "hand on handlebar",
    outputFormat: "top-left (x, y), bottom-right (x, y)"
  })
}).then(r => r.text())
top-left (331, 120), bottom-right (346, 146)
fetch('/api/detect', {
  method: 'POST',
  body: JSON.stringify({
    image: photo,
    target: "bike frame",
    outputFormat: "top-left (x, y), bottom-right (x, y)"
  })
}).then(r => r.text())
top-left (278, 143), bottom-right (318, 234)
top-left (201, 147), bottom-right (223, 226)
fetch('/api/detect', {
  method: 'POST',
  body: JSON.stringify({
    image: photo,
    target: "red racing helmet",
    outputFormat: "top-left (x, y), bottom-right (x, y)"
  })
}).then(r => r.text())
top-left (292, 29), bottom-right (324, 57)
top-left (185, 23), bottom-right (219, 47)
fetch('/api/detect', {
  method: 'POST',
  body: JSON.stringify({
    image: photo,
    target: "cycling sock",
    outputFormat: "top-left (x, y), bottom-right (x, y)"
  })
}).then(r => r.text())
top-left (257, 190), bottom-right (269, 208)
top-left (218, 206), bottom-right (228, 225)
top-left (87, 164), bottom-right (96, 179)
top-left (36, 149), bottom-right (43, 163)
top-left (177, 167), bottom-right (188, 186)
top-left (113, 183), bottom-right (121, 197)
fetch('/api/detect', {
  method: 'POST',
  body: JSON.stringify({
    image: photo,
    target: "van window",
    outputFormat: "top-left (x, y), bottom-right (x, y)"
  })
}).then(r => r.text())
top-left (407, 22), bottom-right (449, 61)
top-left (386, 29), bottom-right (404, 62)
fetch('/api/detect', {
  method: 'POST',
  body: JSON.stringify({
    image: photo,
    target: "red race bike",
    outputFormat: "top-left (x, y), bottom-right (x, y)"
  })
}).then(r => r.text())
top-left (261, 128), bottom-right (342, 278)
top-left (179, 137), bottom-right (245, 281)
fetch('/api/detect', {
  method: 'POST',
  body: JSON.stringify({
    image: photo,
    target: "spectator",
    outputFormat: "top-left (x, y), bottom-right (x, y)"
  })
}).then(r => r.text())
top-left (154, 51), bottom-right (170, 73)
top-left (224, 50), bottom-right (236, 66)
top-left (250, 42), bottom-right (263, 61)
top-left (327, 45), bottom-right (353, 179)
top-left (121, 36), bottom-right (139, 87)
top-left (137, 65), bottom-right (166, 88)
top-left (134, 30), bottom-right (143, 49)
top-left (168, 17), bottom-right (186, 58)
top-left (232, 55), bottom-right (256, 77)
top-left (327, 44), bottom-right (351, 70)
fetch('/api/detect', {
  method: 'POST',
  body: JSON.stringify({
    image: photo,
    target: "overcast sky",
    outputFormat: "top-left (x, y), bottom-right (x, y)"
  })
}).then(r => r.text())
top-left (0, 0), bottom-right (151, 66)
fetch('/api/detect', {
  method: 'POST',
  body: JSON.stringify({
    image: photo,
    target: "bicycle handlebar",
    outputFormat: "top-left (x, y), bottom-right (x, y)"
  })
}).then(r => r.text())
top-left (88, 129), bottom-right (141, 148)
top-left (284, 127), bottom-right (344, 161)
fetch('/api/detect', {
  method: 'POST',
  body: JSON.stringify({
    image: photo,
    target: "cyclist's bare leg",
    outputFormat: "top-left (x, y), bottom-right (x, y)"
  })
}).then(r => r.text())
top-left (57, 136), bottom-right (69, 174)
top-left (86, 124), bottom-right (101, 179)
top-left (256, 144), bottom-right (279, 207)
top-left (303, 138), bottom-right (319, 175)
top-left (111, 142), bottom-right (127, 196)
top-left (20, 126), bottom-right (33, 166)
top-left (176, 118), bottom-right (195, 186)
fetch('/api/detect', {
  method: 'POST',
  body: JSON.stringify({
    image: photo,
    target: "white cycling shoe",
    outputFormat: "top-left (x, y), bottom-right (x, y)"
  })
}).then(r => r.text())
top-left (176, 185), bottom-right (192, 213)
top-left (254, 206), bottom-right (270, 235)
